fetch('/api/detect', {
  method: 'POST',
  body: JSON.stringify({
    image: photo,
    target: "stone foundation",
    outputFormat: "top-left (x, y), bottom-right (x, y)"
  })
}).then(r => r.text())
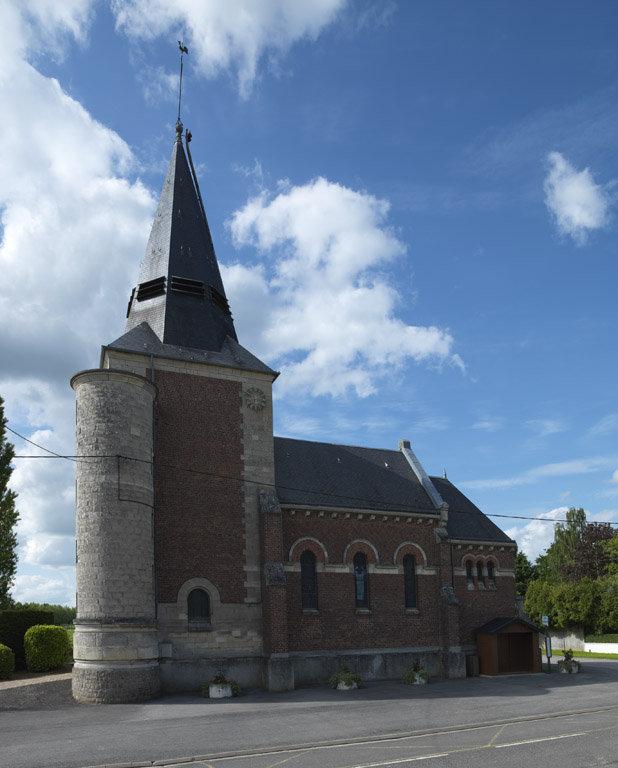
top-left (72, 662), bottom-right (160, 703)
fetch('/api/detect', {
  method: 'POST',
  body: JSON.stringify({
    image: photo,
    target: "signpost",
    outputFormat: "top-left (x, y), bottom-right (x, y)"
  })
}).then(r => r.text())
top-left (542, 614), bottom-right (551, 672)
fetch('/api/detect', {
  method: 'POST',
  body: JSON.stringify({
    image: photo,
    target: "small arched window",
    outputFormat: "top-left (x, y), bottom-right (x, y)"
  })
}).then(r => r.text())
top-left (403, 554), bottom-right (417, 609)
top-left (477, 561), bottom-right (485, 588)
top-left (466, 560), bottom-right (473, 581)
top-left (354, 552), bottom-right (369, 609)
top-left (487, 561), bottom-right (495, 585)
top-left (188, 588), bottom-right (211, 630)
top-left (300, 550), bottom-right (318, 611)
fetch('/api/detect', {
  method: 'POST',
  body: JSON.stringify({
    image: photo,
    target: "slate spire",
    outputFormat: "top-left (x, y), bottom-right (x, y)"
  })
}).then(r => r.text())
top-left (125, 122), bottom-right (238, 351)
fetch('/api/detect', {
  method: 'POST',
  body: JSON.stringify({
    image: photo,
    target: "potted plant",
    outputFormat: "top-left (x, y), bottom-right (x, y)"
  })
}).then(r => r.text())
top-left (329, 664), bottom-right (363, 690)
top-left (202, 673), bottom-right (240, 698)
top-left (557, 649), bottom-right (581, 674)
top-left (403, 660), bottom-right (430, 685)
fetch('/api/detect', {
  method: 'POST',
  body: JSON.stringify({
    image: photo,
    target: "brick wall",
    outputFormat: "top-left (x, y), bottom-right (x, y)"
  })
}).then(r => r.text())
top-left (153, 369), bottom-right (245, 603)
top-left (282, 512), bottom-right (444, 651)
top-left (455, 548), bottom-right (517, 643)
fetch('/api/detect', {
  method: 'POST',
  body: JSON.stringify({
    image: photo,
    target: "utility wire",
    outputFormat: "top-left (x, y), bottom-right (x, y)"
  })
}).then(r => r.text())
top-left (7, 427), bottom-right (618, 527)
top-left (6, 426), bottom-right (76, 462)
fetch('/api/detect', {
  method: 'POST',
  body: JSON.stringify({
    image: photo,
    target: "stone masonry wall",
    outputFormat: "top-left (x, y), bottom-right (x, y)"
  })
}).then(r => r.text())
top-left (71, 369), bottom-right (160, 703)
top-left (73, 370), bottom-right (157, 620)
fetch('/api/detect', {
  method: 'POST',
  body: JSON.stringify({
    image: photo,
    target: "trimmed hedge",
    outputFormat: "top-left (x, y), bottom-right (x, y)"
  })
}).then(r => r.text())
top-left (0, 643), bottom-right (15, 680)
top-left (24, 625), bottom-right (70, 672)
top-left (0, 610), bottom-right (54, 669)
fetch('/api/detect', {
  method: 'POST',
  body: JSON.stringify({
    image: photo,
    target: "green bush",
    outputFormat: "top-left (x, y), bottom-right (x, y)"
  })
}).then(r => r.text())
top-left (585, 633), bottom-right (618, 643)
top-left (13, 602), bottom-right (76, 626)
top-left (329, 668), bottom-right (363, 689)
top-left (24, 625), bottom-right (70, 672)
top-left (0, 643), bottom-right (15, 680)
top-left (0, 609), bottom-right (54, 669)
top-left (403, 661), bottom-right (430, 684)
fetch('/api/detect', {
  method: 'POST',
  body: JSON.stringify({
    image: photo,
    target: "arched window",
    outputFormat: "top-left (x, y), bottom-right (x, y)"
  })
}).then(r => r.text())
top-left (477, 561), bottom-right (485, 588)
top-left (487, 561), bottom-right (495, 585)
top-left (188, 588), bottom-right (210, 630)
top-left (354, 552), bottom-right (369, 609)
top-left (466, 560), bottom-right (473, 582)
top-left (403, 554), bottom-right (417, 609)
top-left (300, 550), bottom-right (318, 611)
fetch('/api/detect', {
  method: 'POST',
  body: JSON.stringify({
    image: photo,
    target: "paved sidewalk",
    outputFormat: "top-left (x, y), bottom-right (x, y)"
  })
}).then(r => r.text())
top-left (3, 660), bottom-right (618, 768)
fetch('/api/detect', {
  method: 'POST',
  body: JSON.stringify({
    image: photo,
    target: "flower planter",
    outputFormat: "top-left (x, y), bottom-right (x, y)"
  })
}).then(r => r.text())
top-left (336, 680), bottom-right (358, 690)
top-left (411, 673), bottom-right (427, 685)
top-left (209, 683), bottom-right (233, 698)
top-left (558, 664), bottom-right (580, 674)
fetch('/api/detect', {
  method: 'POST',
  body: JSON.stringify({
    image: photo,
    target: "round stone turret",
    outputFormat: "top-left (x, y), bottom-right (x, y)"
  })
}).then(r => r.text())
top-left (71, 369), bottom-right (159, 703)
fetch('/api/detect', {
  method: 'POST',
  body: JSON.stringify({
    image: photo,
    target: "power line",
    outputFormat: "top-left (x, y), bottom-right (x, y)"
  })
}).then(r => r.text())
top-left (6, 425), bottom-right (76, 462)
top-left (7, 428), bottom-right (618, 527)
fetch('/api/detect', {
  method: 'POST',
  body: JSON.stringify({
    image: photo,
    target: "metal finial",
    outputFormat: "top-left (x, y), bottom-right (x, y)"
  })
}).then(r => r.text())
top-left (443, 469), bottom-right (447, 479)
top-left (177, 40), bottom-right (189, 125)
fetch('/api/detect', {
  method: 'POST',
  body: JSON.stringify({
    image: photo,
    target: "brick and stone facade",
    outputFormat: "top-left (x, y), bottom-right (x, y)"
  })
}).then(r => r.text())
top-left (71, 127), bottom-right (519, 703)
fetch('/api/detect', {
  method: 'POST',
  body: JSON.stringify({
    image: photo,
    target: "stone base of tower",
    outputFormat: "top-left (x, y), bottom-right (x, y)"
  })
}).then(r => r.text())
top-left (72, 662), bottom-right (160, 704)
top-left (72, 622), bottom-right (161, 703)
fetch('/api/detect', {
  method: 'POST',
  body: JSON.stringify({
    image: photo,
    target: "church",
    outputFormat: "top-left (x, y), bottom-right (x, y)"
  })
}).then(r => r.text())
top-left (70, 121), bottom-right (519, 703)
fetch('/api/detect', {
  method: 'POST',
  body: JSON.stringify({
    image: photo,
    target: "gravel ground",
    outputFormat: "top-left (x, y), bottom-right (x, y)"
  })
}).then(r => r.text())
top-left (0, 666), bottom-right (76, 711)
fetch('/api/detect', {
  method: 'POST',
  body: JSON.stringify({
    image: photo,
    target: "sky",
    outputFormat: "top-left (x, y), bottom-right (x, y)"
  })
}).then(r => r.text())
top-left (1, 0), bottom-right (617, 607)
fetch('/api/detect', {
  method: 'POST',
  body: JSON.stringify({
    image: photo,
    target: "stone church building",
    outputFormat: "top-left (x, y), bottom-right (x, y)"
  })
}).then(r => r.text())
top-left (71, 123), bottom-right (518, 703)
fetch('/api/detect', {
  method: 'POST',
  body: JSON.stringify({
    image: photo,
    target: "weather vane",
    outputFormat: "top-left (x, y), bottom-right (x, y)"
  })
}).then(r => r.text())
top-left (177, 40), bottom-right (189, 125)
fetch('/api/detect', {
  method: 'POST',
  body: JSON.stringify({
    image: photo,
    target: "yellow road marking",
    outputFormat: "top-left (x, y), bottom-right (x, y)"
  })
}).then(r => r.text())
top-left (263, 751), bottom-right (309, 768)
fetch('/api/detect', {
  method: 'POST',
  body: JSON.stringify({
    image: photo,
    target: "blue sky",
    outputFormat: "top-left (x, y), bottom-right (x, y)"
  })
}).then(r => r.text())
top-left (1, 1), bottom-right (617, 606)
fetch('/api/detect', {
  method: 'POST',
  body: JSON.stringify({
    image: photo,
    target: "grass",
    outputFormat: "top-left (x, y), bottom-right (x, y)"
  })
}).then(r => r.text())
top-left (550, 649), bottom-right (618, 660)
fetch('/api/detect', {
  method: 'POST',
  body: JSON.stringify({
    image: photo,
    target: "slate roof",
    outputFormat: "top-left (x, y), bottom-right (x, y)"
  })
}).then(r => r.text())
top-left (273, 437), bottom-right (514, 545)
top-left (274, 437), bottom-right (438, 513)
top-left (104, 321), bottom-right (276, 376)
top-left (430, 476), bottom-right (515, 544)
top-left (124, 127), bottom-right (237, 352)
top-left (476, 616), bottom-right (540, 635)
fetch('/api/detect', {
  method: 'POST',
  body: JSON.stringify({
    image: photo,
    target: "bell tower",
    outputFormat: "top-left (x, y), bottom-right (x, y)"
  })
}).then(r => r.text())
top-left (72, 121), bottom-right (278, 702)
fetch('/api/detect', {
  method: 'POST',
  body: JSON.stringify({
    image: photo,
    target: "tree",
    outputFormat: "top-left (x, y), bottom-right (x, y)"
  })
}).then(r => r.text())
top-left (524, 578), bottom-right (557, 627)
top-left (515, 551), bottom-right (538, 596)
top-left (562, 522), bottom-right (616, 581)
top-left (601, 534), bottom-right (618, 577)
top-left (0, 396), bottom-right (19, 609)
top-left (536, 507), bottom-right (587, 583)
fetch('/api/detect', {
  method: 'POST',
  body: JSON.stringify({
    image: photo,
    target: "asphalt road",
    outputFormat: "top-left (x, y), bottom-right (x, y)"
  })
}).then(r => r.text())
top-left (3, 660), bottom-right (618, 768)
top-left (183, 709), bottom-right (618, 768)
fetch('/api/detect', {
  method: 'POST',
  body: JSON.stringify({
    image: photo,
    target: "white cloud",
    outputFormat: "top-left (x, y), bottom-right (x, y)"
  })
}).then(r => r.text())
top-left (543, 151), bottom-right (610, 245)
top-left (472, 418), bottom-right (504, 433)
top-left (111, 0), bottom-right (348, 98)
top-left (0, 1), bottom-right (156, 604)
top-left (507, 505), bottom-right (618, 562)
top-left (0, 0), bottom-right (94, 68)
top-left (589, 413), bottom-right (618, 437)
top-left (524, 418), bottom-right (564, 438)
top-left (462, 455), bottom-right (618, 490)
top-left (506, 507), bottom-right (567, 562)
top-left (612, 470), bottom-right (618, 484)
top-left (224, 177), bottom-right (463, 398)
top-left (12, 571), bottom-right (75, 606)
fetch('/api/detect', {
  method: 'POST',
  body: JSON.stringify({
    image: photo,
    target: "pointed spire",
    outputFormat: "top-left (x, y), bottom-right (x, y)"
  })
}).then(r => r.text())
top-left (125, 130), bottom-right (238, 352)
